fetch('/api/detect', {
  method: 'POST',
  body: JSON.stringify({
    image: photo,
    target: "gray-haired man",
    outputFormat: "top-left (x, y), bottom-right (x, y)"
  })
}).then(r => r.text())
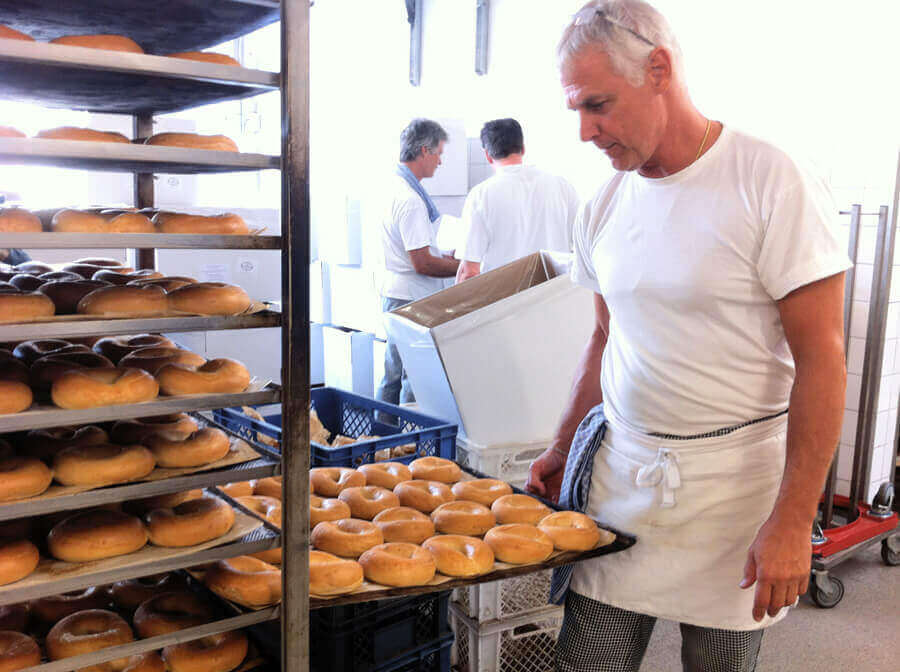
top-left (376, 118), bottom-right (460, 410)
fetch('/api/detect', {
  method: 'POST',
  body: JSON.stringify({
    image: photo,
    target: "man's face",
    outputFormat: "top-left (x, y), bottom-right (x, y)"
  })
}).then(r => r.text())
top-left (422, 140), bottom-right (444, 178)
top-left (561, 47), bottom-right (666, 173)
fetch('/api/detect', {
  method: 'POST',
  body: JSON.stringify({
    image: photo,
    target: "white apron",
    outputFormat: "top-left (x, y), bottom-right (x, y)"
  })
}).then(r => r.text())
top-left (569, 407), bottom-right (790, 630)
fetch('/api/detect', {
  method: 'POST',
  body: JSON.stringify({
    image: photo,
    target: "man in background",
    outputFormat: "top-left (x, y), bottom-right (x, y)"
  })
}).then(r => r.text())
top-left (377, 118), bottom-right (459, 409)
top-left (455, 118), bottom-right (579, 283)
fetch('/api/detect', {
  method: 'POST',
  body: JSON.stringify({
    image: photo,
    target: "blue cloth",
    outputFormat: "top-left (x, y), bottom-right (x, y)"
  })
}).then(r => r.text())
top-left (3, 249), bottom-right (30, 266)
top-left (395, 164), bottom-right (440, 223)
top-left (549, 404), bottom-right (608, 605)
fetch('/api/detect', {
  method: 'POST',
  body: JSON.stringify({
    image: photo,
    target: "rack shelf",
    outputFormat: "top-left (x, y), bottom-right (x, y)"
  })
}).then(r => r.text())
top-left (0, 0), bottom-right (280, 55)
top-left (0, 138), bottom-right (279, 174)
top-left (0, 40), bottom-right (278, 115)
top-left (0, 232), bottom-right (281, 249)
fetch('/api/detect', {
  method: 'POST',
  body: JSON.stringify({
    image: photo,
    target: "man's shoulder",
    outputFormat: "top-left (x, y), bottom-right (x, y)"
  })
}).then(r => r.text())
top-left (723, 127), bottom-right (818, 192)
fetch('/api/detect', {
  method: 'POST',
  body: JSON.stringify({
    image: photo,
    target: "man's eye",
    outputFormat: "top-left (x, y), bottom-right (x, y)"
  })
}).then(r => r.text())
top-left (588, 102), bottom-right (607, 112)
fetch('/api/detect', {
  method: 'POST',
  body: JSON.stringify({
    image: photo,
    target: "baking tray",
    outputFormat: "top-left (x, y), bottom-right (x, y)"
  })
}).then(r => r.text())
top-left (0, 232), bottom-right (281, 249)
top-left (308, 465), bottom-right (637, 609)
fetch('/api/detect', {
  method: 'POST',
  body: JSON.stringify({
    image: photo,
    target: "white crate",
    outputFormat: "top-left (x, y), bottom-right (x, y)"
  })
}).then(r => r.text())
top-left (450, 603), bottom-right (563, 672)
top-left (452, 570), bottom-right (553, 622)
top-left (455, 437), bottom-right (549, 489)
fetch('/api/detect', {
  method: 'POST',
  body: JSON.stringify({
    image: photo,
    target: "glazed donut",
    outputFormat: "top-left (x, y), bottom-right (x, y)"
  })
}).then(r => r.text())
top-left (111, 413), bottom-right (198, 443)
top-left (371, 507), bottom-right (435, 544)
top-left (422, 535), bottom-right (495, 577)
top-left (0, 381), bottom-right (31, 415)
top-left (123, 652), bottom-right (165, 672)
top-left (451, 478), bottom-right (514, 507)
top-left (167, 52), bottom-right (242, 67)
top-left (220, 481), bottom-right (254, 498)
top-left (120, 346), bottom-right (206, 375)
top-left (0, 604), bottom-right (30, 632)
top-left (0, 208), bottom-right (40, 233)
top-left (359, 542), bottom-right (436, 588)
top-left (237, 496), bottom-right (281, 564)
top-left (30, 588), bottom-right (111, 624)
top-left (491, 494), bottom-right (553, 525)
top-left (21, 425), bottom-right (108, 462)
top-left (309, 550), bottom-right (363, 596)
top-left (13, 262), bottom-right (53, 275)
top-left (338, 486), bottom-right (400, 520)
top-left (162, 629), bottom-right (248, 672)
top-left (484, 524), bottom-right (554, 564)
top-left (30, 351), bottom-right (115, 396)
top-left (0, 292), bottom-right (55, 323)
top-left (145, 133), bottom-right (238, 152)
top-left (0, 26), bottom-right (32, 42)
top-left (357, 462), bottom-right (412, 490)
top-left (45, 610), bottom-right (134, 672)
top-left (62, 262), bottom-right (132, 280)
top-left (48, 510), bottom-right (147, 562)
top-left (309, 467), bottom-right (365, 497)
top-left (53, 443), bottom-right (156, 487)
top-left (128, 489), bottom-right (204, 516)
top-left (152, 212), bottom-right (249, 235)
top-left (0, 457), bottom-right (52, 501)
top-left (133, 591), bottom-right (214, 637)
top-left (537, 511), bottom-right (613, 551)
top-left (8, 275), bottom-right (46, 292)
top-left (51, 367), bottom-right (159, 409)
top-left (77, 284), bottom-right (168, 316)
top-left (311, 519), bottom-right (383, 558)
top-left (166, 283), bottom-right (251, 315)
top-left (409, 456), bottom-right (462, 484)
top-left (128, 276), bottom-right (198, 292)
top-left (13, 340), bottom-right (84, 366)
top-left (156, 358), bottom-right (250, 395)
top-left (94, 334), bottom-right (176, 363)
top-left (252, 476), bottom-right (281, 500)
top-left (109, 574), bottom-right (186, 612)
top-left (144, 427), bottom-right (230, 468)
top-left (394, 480), bottom-right (456, 514)
top-left (309, 495), bottom-right (351, 528)
top-left (38, 280), bottom-right (111, 314)
top-left (0, 632), bottom-right (41, 672)
top-left (202, 556), bottom-right (281, 608)
top-left (0, 539), bottom-right (39, 586)
top-left (431, 501), bottom-right (496, 536)
top-left (145, 496), bottom-right (235, 547)
top-left (49, 34), bottom-right (144, 53)
top-left (36, 126), bottom-right (131, 143)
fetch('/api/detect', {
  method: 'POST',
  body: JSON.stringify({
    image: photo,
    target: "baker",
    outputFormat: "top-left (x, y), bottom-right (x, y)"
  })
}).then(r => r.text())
top-left (525, 2), bottom-right (851, 670)
top-left (376, 118), bottom-right (459, 412)
top-left (455, 118), bottom-right (580, 283)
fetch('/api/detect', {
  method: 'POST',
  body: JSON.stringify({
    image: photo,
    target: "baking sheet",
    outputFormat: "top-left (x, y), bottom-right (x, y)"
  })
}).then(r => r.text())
top-left (0, 299), bottom-right (271, 325)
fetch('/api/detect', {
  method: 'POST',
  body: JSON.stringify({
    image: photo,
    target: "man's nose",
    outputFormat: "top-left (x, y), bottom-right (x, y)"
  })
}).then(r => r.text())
top-left (579, 112), bottom-right (598, 143)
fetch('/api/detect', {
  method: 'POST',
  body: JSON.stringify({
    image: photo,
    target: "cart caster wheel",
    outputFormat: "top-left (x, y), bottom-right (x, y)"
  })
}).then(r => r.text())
top-left (882, 538), bottom-right (900, 566)
top-left (810, 574), bottom-right (844, 608)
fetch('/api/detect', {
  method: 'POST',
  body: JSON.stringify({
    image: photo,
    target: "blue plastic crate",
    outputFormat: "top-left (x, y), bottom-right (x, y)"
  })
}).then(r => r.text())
top-left (214, 387), bottom-right (457, 467)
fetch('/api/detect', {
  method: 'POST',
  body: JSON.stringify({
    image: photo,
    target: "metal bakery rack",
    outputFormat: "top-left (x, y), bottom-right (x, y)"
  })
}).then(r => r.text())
top-left (0, 0), bottom-right (311, 670)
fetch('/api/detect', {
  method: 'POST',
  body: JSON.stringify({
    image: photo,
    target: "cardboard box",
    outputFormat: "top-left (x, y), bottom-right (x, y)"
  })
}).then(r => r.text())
top-left (323, 326), bottom-right (374, 397)
top-left (384, 252), bottom-right (594, 445)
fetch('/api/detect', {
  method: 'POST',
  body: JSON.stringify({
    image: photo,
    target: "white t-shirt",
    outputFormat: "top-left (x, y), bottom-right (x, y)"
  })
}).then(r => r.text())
top-left (459, 164), bottom-right (579, 272)
top-left (572, 126), bottom-right (852, 435)
top-left (380, 174), bottom-right (445, 301)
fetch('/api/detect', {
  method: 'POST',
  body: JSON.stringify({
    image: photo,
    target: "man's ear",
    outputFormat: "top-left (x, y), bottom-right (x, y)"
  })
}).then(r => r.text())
top-left (484, 149), bottom-right (493, 164)
top-left (421, 145), bottom-right (429, 158)
top-left (646, 47), bottom-right (672, 92)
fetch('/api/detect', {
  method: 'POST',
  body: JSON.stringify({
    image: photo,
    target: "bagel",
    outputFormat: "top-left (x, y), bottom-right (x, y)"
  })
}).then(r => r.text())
top-left (111, 413), bottom-right (198, 443)
top-left (167, 52), bottom-right (242, 67)
top-left (133, 591), bottom-right (214, 638)
top-left (202, 556), bottom-right (281, 608)
top-left (166, 282), bottom-right (252, 315)
top-left (51, 210), bottom-right (154, 233)
top-left (13, 262), bottom-right (52, 275)
top-left (53, 443), bottom-right (156, 487)
top-left (39, 271), bottom-right (84, 282)
top-left (409, 456), bottom-right (462, 484)
top-left (451, 478), bottom-right (514, 507)
top-left (422, 535), bottom-right (495, 577)
top-left (0, 539), bottom-right (40, 586)
top-left (0, 604), bottom-right (29, 633)
top-left (0, 26), bottom-right (33, 42)
top-left (30, 587), bottom-right (110, 624)
top-left (145, 496), bottom-right (235, 547)
top-left (0, 457), bottom-right (53, 501)
top-left (309, 494), bottom-right (351, 528)
top-left (30, 351), bottom-right (115, 396)
top-left (119, 346), bottom-right (206, 375)
top-left (145, 133), bottom-right (238, 152)
top-left (128, 276), bottom-right (198, 292)
top-left (220, 481), bottom-right (254, 498)
top-left (94, 334), bottom-right (176, 364)
top-left (372, 506), bottom-right (435, 544)
top-left (93, 269), bottom-right (163, 285)
top-left (337, 486), bottom-right (400, 520)
top-left (357, 462), bottom-right (412, 490)
top-left (13, 340), bottom-right (86, 366)
top-left (127, 489), bottom-right (204, 516)
top-left (359, 542), bottom-right (436, 587)
top-left (48, 510), bottom-right (148, 562)
top-left (76, 284), bottom-right (168, 316)
top-left (74, 257), bottom-right (126, 268)
top-left (484, 524), bottom-right (554, 564)
top-left (7, 275), bottom-right (45, 292)
top-left (252, 476), bottom-right (281, 500)
top-left (62, 262), bottom-right (132, 279)
top-left (311, 518), bottom-right (383, 558)
top-left (45, 609), bottom-right (134, 672)
top-left (309, 467), bottom-right (365, 497)
top-left (49, 34), bottom-right (144, 53)
top-left (236, 495), bottom-right (282, 564)
top-left (394, 480), bottom-right (455, 513)
top-left (51, 367), bottom-right (159, 409)
top-left (36, 127), bottom-right (131, 143)
top-left (152, 212), bottom-right (249, 235)
top-left (162, 629), bottom-right (248, 672)
top-left (537, 511), bottom-right (613, 551)
top-left (156, 358), bottom-right (250, 395)
top-left (491, 494), bottom-right (553, 525)
top-left (109, 574), bottom-right (186, 612)
top-left (38, 279), bottom-right (112, 314)
top-left (21, 425), bottom-right (108, 462)
top-left (309, 550), bottom-right (364, 596)
top-left (0, 381), bottom-right (32, 415)
top-left (0, 292), bottom-right (55, 323)
top-left (0, 632), bottom-right (40, 672)
top-left (0, 208), bottom-right (41, 233)
top-left (145, 427), bottom-right (230, 468)
top-left (0, 126), bottom-right (26, 137)
top-left (431, 500), bottom-right (496, 536)
top-left (123, 652), bottom-right (166, 672)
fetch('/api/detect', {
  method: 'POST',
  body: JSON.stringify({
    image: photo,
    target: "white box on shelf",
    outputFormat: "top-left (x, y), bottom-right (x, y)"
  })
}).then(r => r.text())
top-left (310, 260), bottom-right (332, 325)
top-left (384, 251), bottom-right (594, 445)
top-left (329, 265), bottom-right (382, 335)
top-left (455, 436), bottom-right (549, 490)
top-left (323, 326), bottom-right (374, 397)
top-left (372, 338), bottom-right (387, 392)
top-left (311, 322), bottom-right (325, 385)
top-left (452, 570), bottom-right (554, 623)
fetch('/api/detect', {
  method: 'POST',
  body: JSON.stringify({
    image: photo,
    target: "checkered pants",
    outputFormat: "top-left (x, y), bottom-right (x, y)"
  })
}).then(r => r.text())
top-left (556, 592), bottom-right (764, 672)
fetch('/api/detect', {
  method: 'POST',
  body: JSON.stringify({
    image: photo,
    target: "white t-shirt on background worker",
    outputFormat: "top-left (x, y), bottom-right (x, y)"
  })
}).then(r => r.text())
top-left (459, 164), bottom-right (580, 272)
top-left (572, 125), bottom-right (852, 436)
top-left (380, 174), bottom-right (446, 301)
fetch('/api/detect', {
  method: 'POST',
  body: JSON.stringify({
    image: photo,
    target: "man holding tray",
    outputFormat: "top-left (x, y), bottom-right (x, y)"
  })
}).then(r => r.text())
top-left (526, 2), bottom-right (850, 670)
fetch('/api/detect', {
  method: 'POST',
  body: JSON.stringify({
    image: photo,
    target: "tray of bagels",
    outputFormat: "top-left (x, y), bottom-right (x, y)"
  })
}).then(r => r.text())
top-left (305, 457), bottom-right (636, 607)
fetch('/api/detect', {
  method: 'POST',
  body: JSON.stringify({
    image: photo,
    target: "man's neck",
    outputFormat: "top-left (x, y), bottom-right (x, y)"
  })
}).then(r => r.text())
top-left (402, 160), bottom-right (426, 181)
top-left (494, 154), bottom-right (524, 168)
top-left (639, 107), bottom-right (721, 179)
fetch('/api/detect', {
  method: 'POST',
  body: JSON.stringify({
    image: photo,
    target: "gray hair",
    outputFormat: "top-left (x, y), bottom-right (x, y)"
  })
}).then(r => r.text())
top-left (399, 118), bottom-right (448, 162)
top-left (558, 0), bottom-right (683, 87)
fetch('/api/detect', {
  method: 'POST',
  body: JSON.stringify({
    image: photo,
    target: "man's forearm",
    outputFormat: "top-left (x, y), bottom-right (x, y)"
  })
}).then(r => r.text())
top-left (551, 329), bottom-right (607, 456)
top-left (420, 253), bottom-right (459, 277)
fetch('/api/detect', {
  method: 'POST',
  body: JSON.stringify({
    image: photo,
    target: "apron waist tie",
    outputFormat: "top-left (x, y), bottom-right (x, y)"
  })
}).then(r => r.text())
top-left (635, 448), bottom-right (682, 508)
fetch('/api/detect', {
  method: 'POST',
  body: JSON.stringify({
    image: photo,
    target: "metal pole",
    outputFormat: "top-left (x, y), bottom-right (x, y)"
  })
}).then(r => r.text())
top-left (408, 0), bottom-right (423, 86)
top-left (280, 1), bottom-right (311, 671)
top-left (822, 204), bottom-right (862, 527)
top-left (475, 0), bottom-right (489, 75)
top-left (132, 113), bottom-right (156, 270)
top-left (848, 205), bottom-right (895, 516)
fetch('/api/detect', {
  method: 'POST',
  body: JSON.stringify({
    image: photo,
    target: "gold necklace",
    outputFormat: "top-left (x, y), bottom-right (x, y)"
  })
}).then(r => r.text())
top-left (693, 119), bottom-right (712, 163)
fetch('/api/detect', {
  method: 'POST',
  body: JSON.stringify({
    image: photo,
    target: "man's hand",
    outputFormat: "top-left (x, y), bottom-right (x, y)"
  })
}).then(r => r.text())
top-left (740, 514), bottom-right (811, 621)
top-left (525, 448), bottom-right (567, 503)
